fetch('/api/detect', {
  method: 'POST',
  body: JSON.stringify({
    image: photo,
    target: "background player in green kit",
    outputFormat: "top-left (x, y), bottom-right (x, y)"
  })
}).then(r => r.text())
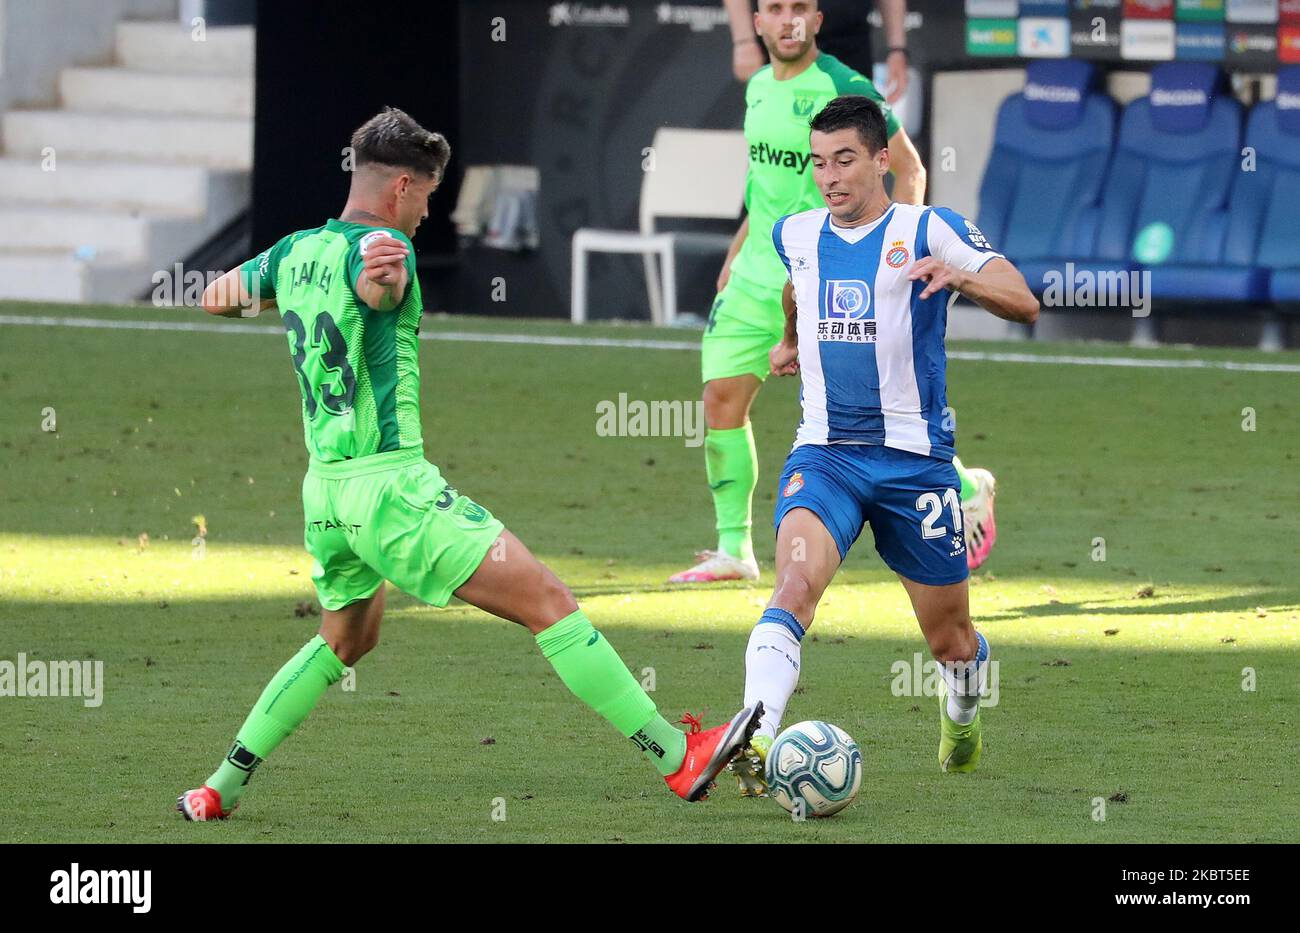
top-left (670, 0), bottom-right (999, 584)
top-left (178, 108), bottom-right (762, 820)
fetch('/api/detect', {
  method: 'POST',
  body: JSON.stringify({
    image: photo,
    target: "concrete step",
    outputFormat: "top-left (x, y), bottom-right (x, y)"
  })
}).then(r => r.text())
top-left (0, 158), bottom-right (216, 213)
top-left (0, 252), bottom-right (90, 303)
top-left (0, 250), bottom-right (174, 305)
top-left (115, 21), bottom-right (254, 75)
top-left (0, 205), bottom-right (161, 261)
top-left (3, 110), bottom-right (252, 169)
top-left (60, 67), bottom-right (252, 118)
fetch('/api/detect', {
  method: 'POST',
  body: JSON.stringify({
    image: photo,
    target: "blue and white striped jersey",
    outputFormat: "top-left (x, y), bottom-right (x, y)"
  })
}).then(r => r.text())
top-left (772, 203), bottom-right (1003, 461)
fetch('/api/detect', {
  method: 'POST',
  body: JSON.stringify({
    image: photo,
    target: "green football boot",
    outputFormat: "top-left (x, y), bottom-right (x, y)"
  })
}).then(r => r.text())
top-left (938, 685), bottom-right (982, 773)
top-left (730, 733), bottom-right (773, 796)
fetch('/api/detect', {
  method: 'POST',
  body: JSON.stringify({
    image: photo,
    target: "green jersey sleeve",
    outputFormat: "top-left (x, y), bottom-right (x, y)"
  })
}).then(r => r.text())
top-left (817, 56), bottom-right (903, 139)
top-left (238, 234), bottom-right (293, 299)
top-left (344, 228), bottom-right (418, 309)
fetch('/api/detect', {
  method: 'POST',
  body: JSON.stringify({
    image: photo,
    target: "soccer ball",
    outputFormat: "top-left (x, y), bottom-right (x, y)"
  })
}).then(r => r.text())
top-left (765, 720), bottom-right (862, 818)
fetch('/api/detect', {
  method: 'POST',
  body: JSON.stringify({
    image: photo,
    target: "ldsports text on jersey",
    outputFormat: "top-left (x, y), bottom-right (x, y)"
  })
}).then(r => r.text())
top-left (772, 203), bottom-right (1003, 461)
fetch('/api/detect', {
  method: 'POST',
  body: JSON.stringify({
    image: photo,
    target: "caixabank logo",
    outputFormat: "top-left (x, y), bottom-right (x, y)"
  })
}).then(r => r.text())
top-left (548, 3), bottom-right (630, 27)
top-left (1020, 17), bottom-right (1072, 55)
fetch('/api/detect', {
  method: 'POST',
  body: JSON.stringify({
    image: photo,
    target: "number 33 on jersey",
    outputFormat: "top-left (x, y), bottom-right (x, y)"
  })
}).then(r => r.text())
top-left (239, 220), bottom-right (426, 463)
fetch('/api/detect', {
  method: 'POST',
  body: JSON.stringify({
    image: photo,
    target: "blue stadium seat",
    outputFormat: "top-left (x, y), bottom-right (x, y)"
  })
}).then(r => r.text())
top-left (977, 60), bottom-right (1116, 293)
top-left (1231, 66), bottom-right (1300, 311)
top-left (1098, 63), bottom-right (1261, 302)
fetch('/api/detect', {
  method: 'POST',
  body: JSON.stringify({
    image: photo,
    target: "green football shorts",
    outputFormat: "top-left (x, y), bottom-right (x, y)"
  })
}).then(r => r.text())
top-left (700, 280), bottom-right (786, 384)
top-left (301, 447), bottom-right (505, 610)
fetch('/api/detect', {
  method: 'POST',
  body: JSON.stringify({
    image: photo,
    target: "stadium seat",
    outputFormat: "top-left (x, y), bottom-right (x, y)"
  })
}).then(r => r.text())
top-left (1232, 66), bottom-right (1300, 314)
top-left (1097, 63), bottom-right (1259, 303)
top-left (976, 59), bottom-right (1116, 293)
top-left (570, 127), bottom-right (747, 325)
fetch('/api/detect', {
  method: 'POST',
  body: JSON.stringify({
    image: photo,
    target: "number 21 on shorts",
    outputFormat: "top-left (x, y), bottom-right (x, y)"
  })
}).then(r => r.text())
top-left (916, 488), bottom-right (962, 540)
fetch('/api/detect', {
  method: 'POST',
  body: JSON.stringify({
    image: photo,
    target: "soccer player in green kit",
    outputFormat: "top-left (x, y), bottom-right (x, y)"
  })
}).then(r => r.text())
top-left (178, 108), bottom-right (762, 820)
top-left (671, 0), bottom-right (999, 583)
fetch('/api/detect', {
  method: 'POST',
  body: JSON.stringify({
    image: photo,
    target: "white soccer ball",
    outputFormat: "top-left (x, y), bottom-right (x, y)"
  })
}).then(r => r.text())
top-left (766, 720), bottom-right (862, 818)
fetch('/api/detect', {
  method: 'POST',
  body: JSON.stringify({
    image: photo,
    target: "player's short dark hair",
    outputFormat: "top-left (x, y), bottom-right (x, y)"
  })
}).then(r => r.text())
top-left (350, 107), bottom-right (451, 180)
top-left (808, 95), bottom-right (889, 155)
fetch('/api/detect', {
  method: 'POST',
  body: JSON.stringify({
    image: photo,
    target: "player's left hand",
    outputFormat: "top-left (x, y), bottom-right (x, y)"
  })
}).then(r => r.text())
top-left (770, 340), bottom-right (799, 377)
top-left (908, 257), bottom-right (967, 300)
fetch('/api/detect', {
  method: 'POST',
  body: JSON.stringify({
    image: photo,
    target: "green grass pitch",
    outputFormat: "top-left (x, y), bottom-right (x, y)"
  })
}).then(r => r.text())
top-left (1, 302), bottom-right (1297, 842)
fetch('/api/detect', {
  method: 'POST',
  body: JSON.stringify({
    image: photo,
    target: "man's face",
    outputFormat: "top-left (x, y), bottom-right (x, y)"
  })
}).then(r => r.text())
top-left (754, 0), bottom-right (820, 63)
top-left (810, 127), bottom-right (889, 222)
top-left (393, 171), bottom-right (440, 238)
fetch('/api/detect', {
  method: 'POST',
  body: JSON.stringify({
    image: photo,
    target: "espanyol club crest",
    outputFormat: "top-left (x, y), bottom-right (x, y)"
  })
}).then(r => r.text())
top-left (886, 241), bottom-right (910, 268)
top-left (783, 472), bottom-right (804, 497)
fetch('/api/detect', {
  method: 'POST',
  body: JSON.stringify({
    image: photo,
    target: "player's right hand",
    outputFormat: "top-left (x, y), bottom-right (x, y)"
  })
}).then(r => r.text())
top-left (361, 235), bottom-right (408, 287)
top-left (770, 340), bottom-right (799, 377)
top-left (733, 39), bottom-right (764, 83)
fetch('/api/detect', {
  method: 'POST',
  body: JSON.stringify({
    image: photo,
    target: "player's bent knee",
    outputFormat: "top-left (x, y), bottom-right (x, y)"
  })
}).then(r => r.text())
top-left (928, 626), bottom-right (977, 665)
top-left (541, 570), bottom-right (579, 622)
top-left (521, 564), bottom-right (578, 633)
top-left (327, 632), bottom-right (377, 667)
top-left (771, 572), bottom-right (818, 622)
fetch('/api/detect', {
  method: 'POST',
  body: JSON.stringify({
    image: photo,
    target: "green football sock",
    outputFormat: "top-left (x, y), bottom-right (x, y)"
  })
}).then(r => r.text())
top-left (536, 610), bottom-right (686, 776)
top-left (705, 423), bottom-right (758, 561)
top-left (953, 455), bottom-right (978, 502)
top-left (206, 634), bottom-right (345, 808)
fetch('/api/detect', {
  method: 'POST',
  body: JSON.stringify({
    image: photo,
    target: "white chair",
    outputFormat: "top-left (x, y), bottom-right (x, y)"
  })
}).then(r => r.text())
top-left (571, 127), bottom-right (748, 324)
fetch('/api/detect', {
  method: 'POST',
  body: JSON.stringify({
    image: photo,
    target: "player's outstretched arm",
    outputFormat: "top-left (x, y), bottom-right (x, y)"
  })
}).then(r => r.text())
top-left (886, 128), bottom-right (926, 206)
top-left (909, 256), bottom-right (1039, 324)
top-left (200, 267), bottom-right (277, 318)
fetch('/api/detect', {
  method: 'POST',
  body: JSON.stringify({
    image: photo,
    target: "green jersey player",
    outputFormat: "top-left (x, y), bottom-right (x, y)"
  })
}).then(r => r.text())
top-left (178, 108), bottom-right (762, 821)
top-left (670, 0), bottom-right (999, 584)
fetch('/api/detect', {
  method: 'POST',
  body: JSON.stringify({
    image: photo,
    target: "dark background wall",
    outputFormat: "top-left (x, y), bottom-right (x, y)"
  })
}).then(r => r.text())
top-left (250, 0), bottom-right (966, 319)
top-left (251, 0), bottom-right (462, 278)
